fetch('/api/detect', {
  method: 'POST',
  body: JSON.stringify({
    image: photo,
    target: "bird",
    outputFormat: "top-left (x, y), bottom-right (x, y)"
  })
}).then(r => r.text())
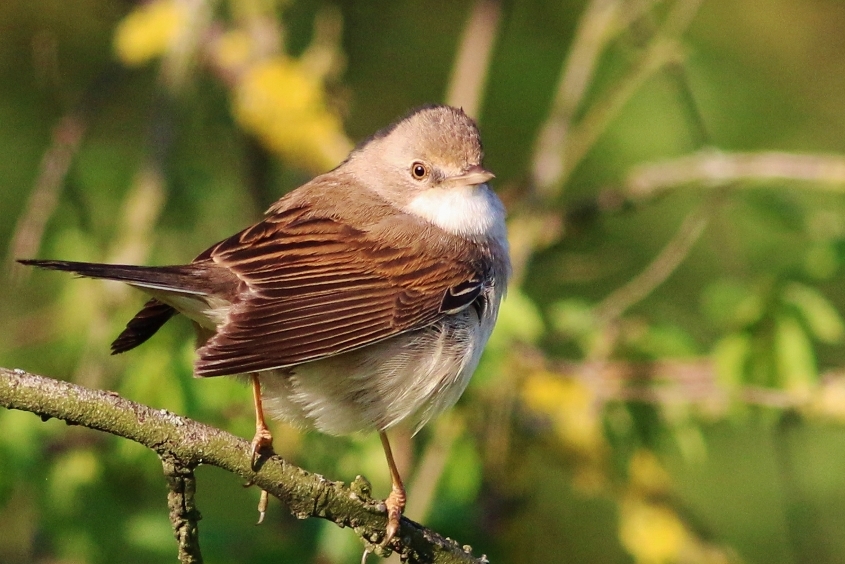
top-left (19, 104), bottom-right (510, 546)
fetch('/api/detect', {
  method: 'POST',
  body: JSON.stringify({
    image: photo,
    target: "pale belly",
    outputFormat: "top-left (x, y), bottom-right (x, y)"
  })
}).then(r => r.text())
top-left (257, 303), bottom-right (495, 435)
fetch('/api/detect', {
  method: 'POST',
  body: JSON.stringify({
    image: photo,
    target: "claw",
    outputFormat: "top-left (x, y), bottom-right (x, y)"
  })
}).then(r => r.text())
top-left (256, 489), bottom-right (269, 525)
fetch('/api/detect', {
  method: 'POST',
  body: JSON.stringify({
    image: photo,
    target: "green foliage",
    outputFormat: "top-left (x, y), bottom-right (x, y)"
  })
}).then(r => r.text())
top-left (5, 0), bottom-right (845, 563)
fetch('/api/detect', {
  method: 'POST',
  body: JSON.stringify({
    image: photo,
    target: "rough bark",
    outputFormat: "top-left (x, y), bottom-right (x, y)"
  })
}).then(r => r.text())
top-left (0, 368), bottom-right (488, 564)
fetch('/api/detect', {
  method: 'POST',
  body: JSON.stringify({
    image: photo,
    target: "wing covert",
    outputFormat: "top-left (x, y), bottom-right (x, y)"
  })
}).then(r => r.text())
top-left (194, 203), bottom-right (484, 376)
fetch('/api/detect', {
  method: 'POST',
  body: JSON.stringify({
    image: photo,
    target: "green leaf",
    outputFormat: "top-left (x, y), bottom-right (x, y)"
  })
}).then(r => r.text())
top-left (488, 288), bottom-right (544, 348)
top-left (633, 324), bottom-right (699, 359)
top-left (782, 282), bottom-right (845, 344)
top-left (701, 279), bottom-right (764, 329)
top-left (774, 314), bottom-right (817, 389)
top-left (549, 298), bottom-right (603, 355)
top-left (550, 298), bottom-right (596, 336)
top-left (712, 333), bottom-right (751, 388)
top-left (804, 242), bottom-right (839, 280)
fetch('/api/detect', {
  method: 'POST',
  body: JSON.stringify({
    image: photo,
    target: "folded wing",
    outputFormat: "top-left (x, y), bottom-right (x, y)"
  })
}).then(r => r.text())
top-left (195, 202), bottom-right (484, 377)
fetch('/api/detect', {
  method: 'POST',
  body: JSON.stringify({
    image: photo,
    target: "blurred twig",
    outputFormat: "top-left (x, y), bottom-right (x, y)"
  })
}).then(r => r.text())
top-left (531, 0), bottom-right (622, 195)
top-left (161, 0), bottom-right (216, 92)
top-left (589, 0), bottom-right (710, 327)
top-left (533, 0), bottom-right (704, 198)
top-left (404, 414), bottom-right (463, 523)
top-left (627, 150), bottom-right (845, 198)
top-left (0, 368), bottom-right (490, 564)
top-left (445, 0), bottom-right (502, 117)
top-left (509, 0), bottom-right (704, 286)
top-left (556, 358), bottom-right (824, 410)
top-left (6, 115), bottom-right (86, 282)
top-left (594, 204), bottom-right (708, 323)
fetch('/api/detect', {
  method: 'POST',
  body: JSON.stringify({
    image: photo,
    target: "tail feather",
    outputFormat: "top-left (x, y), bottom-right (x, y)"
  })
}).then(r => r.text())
top-left (17, 259), bottom-right (208, 296)
top-left (111, 298), bottom-right (178, 354)
top-left (19, 258), bottom-right (213, 355)
top-left (21, 258), bottom-right (238, 355)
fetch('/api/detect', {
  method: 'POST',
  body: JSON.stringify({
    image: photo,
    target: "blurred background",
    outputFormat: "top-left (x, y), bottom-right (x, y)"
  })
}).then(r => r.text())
top-left (5, 0), bottom-right (845, 562)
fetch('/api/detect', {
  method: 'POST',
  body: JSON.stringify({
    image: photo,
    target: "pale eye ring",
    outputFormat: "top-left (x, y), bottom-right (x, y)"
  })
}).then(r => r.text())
top-left (411, 161), bottom-right (429, 180)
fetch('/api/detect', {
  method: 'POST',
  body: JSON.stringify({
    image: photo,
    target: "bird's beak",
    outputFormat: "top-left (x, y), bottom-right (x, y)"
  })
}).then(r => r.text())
top-left (452, 164), bottom-right (495, 186)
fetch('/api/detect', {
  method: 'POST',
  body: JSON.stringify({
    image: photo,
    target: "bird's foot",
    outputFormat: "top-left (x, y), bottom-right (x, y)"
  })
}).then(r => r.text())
top-left (382, 484), bottom-right (406, 547)
top-left (249, 424), bottom-right (275, 470)
top-left (247, 423), bottom-right (274, 524)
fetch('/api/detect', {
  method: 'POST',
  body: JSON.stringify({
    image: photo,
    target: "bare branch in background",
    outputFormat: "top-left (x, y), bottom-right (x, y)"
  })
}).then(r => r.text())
top-left (161, 0), bottom-right (216, 92)
top-left (6, 115), bottom-right (86, 282)
top-left (508, 0), bottom-right (704, 287)
top-left (562, 358), bottom-right (834, 411)
top-left (445, 0), bottom-right (502, 116)
top-left (403, 414), bottom-right (463, 522)
top-left (594, 205), bottom-right (708, 323)
top-left (627, 150), bottom-right (845, 199)
top-left (531, 0), bottom-right (621, 195)
top-left (533, 0), bottom-right (705, 198)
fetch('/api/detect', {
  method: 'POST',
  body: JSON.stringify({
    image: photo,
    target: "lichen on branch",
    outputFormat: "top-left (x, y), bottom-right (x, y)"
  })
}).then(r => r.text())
top-left (0, 368), bottom-right (488, 564)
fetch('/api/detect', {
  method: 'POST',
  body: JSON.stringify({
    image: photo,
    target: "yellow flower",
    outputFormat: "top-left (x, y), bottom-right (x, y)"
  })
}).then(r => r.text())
top-left (233, 56), bottom-right (351, 171)
top-left (620, 498), bottom-right (688, 564)
top-left (114, 0), bottom-right (187, 66)
top-left (628, 449), bottom-right (671, 495)
top-left (213, 29), bottom-right (255, 73)
top-left (521, 370), bottom-right (602, 453)
top-left (809, 376), bottom-right (845, 422)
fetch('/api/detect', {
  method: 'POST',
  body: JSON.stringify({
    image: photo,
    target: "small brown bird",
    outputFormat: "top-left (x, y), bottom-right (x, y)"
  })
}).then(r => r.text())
top-left (20, 105), bottom-right (510, 545)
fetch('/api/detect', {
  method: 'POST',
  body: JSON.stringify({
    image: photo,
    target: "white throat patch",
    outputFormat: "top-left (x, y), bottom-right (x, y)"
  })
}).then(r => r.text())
top-left (405, 184), bottom-right (505, 237)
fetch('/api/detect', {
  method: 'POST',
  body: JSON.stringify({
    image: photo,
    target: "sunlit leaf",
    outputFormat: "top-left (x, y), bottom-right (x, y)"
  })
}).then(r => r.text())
top-left (711, 333), bottom-right (751, 388)
top-left (701, 279), bottom-right (764, 329)
top-left (488, 287), bottom-right (544, 348)
top-left (782, 281), bottom-right (845, 344)
top-left (774, 314), bottom-right (817, 390)
top-left (619, 498), bottom-right (687, 564)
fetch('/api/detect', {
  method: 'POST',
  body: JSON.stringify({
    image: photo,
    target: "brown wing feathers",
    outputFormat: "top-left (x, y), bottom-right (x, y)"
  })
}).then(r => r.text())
top-left (193, 209), bottom-right (479, 377)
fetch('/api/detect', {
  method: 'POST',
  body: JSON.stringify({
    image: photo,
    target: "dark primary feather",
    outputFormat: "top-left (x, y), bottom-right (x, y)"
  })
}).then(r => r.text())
top-left (440, 279), bottom-right (483, 314)
top-left (111, 299), bottom-right (177, 354)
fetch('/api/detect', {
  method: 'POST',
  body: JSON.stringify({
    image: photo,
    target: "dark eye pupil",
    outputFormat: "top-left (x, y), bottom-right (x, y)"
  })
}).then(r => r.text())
top-left (413, 164), bottom-right (426, 178)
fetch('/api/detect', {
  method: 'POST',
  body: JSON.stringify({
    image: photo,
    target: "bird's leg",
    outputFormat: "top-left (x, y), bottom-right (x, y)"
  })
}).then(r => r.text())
top-left (249, 373), bottom-right (274, 524)
top-left (379, 431), bottom-right (406, 547)
top-left (250, 373), bottom-right (275, 467)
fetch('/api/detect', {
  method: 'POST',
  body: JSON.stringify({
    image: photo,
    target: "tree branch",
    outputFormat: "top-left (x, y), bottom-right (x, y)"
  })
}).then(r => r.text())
top-left (0, 368), bottom-right (489, 564)
top-left (161, 453), bottom-right (204, 564)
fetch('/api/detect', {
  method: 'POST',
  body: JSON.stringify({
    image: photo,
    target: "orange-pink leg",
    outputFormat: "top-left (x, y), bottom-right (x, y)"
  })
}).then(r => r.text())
top-left (379, 431), bottom-right (406, 546)
top-left (249, 374), bottom-right (274, 524)
top-left (249, 373), bottom-right (275, 466)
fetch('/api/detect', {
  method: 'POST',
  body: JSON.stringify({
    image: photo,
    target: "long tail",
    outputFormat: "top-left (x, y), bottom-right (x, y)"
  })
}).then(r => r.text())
top-left (18, 259), bottom-right (209, 354)
top-left (17, 259), bottom-right (209, 296)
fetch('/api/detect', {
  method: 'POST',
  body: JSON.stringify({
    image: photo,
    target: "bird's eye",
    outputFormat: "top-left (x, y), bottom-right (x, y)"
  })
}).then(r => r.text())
top-left (411, 162), bottom-right (429, 180)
